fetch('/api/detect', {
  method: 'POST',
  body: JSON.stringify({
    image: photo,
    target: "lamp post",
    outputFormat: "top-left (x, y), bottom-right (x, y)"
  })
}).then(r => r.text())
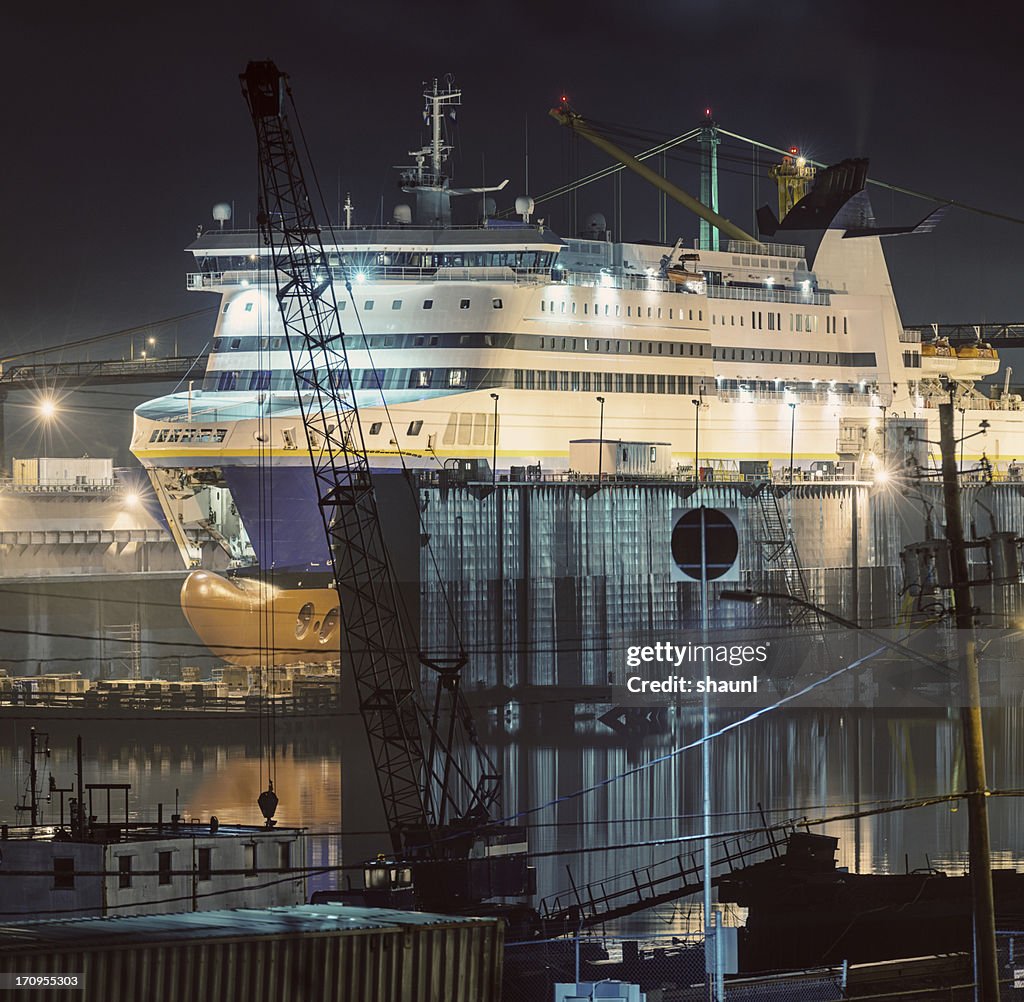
top-left (788, 398), bottom-right (797, 487)
top-left (490, 393), bottom-right (499, 487)
top-left (691, 395), bottom-right (702, 483)
top-left (596, 396), bottom-right (605, 482)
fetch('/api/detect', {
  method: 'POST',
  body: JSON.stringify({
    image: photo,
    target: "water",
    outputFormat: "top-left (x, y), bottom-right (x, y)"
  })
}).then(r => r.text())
top-left (4, 704), bottom-right (1021, 932)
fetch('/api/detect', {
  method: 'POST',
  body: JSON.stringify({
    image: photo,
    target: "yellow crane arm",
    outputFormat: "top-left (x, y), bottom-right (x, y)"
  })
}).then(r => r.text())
top-left (550, 105), bottom-right (761, 247)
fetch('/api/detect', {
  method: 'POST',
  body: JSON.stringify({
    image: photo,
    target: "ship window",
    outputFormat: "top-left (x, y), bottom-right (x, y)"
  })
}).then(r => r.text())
top-left (584, 304), bottom-right (588, 315)
top-left (698, 310), bottom-right (703, 321)
top-left (53, 857), bottom-right (75, 890)
top-left (541, 301), bottom-right (546, 311)
top-left (119, 856), bottom-right (133, 889)
top-left (369, 422), bottom-right (382, 435)
top-left (158, 851), bottom-right (173, 886)
top-left (460, 299), bottom-right (470, 310)
top-left (648, 343), bottom-right (653, 354)
top-left (582, 372), bottom-right (591, 391)
top-left (571, 302), bottom-right (577, 315)
top-left (245, 844), bottom-right (258, 876)
top-left (388, 300), bottom-right (401, 311)
top-left (198, 848), bottom-right (212, 882)
top-left (844, 317), bottom-right (848, 334)
top-left (429, 336), bottom-right (439, 346)
top-left (615, 373), bottom-right (624, 392)
top-left (548, 371), bottom-right (558, 390)
top-left (657, 374), bottom-right (666, 393)
top-left (243, 302), bottom-right (254, 313)
top-left (338, 301), bottom-right (347, 311)
top-left (423, 299), bottom-right (433, 310)
top-left (625, 373), bottom-right (634, 392)
top-left (414, 336), bottom-right (424, 346)
top-left (448, 369), bottom-right (467, 387)
top-left (222, 304), bottom-right (230, 314)
top-left (362, 300), bottom-right (374, 311)
top-left (560, 302), bottom-right (566, 314)
top-left (796, 315), bottom-right (803, 332)
top-left (212, 338), bottom-right (223, 351)
top-left (669, 308), bottom-right (673, 319)
top-left (411, 369), bottom-right (433, 388)
top-left (229, 338), bottom-right (241, 350)
top-left (492, 298), bottom-right (503, 309)
top-left (407, 420), bottom-right (423, 436)
top-left (248, 371), bottom-right (271, 391)
top-left (217, 371), bottom-right (238, 391)
top-left (571, 372), bottom-right (580, 391)
top-left (514, 369), bottom-right (524, 389)
top-left (688, 310), bottom-right (693, 321)
top-left (525, 371), bottom-right (535, 389)
top-left (627, 306), bottom-right (632, 317)
top-left (658, 308), bottom-right (662, 319)
top-left (647, 307), bottom-right (652, 318)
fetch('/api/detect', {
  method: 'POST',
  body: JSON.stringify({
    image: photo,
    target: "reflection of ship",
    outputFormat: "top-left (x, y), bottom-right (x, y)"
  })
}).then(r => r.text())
top-left (129, 82), bottom-right (1024, 650)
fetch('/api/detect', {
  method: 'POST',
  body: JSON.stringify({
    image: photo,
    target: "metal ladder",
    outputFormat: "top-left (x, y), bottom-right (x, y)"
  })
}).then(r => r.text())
top-left (756, 485), bottom-right (819, 624)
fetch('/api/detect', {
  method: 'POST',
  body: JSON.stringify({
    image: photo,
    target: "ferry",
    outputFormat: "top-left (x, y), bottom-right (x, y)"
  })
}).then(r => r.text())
top-left (129, 81), bottom-right (1023, 657)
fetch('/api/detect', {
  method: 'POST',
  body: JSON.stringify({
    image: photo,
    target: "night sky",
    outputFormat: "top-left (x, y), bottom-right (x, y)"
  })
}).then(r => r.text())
top-left (5, 1), bottom-right (1022, 461)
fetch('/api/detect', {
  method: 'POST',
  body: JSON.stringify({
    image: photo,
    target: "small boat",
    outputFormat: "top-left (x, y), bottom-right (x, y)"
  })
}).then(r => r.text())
top-left (953, 340), bottom-right (1000, 379)
top-left (921, 336), bottom-right (957, 375)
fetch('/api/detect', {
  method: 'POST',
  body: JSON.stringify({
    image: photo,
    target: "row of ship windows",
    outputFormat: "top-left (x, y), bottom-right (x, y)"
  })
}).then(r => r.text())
top-left (540, 301), bottom-right (702, 322)
top-left (149, 427), bottom-right (229, 444)
top-left (540, 337), bottom-right (706, 357)
top-left (713, 348), bottom-right (876, 366)
top-left (512, 371), bottom-right (703, 395)
top-left (710, 312), bottom-right (848, 334)
top-left (223, 297), bottom-right (500, 318)
top-left (55, 844), bottom-right (290, 890)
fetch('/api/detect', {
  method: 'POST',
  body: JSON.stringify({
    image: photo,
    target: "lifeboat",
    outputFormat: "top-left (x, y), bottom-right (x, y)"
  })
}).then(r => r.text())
top-left (667, 266), bottom-right (705, 287)
top-left (953, 341), bottom-right (1000, 379)
top-left (921, 337), bottom-right (957, 376)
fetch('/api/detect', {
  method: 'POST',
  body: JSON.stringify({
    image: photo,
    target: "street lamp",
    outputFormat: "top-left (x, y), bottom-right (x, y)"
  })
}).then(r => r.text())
top-left (489, 392), bottom-right (499, 487)
top-left (691, 394), bottom-right (703, 483)
top-left (596, 396), bottom-right (605, 482)
top-left (788, 398), bottom-right (797, 487)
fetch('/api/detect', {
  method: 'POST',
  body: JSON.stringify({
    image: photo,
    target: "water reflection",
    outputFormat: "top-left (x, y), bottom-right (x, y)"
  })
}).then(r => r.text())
top-left (1, 707), bottom-right (1020, 932)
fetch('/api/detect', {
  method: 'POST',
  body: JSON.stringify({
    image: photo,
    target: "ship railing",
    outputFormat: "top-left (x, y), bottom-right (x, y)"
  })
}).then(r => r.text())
top-left (0, 478), bottom-right (120, 494)
top-left (188, 266), bottom-right (553, 290)
top-left (899, 329), bottom-right (922, 343)
top-left (716, 388), bottom-right (865, 406)
top-left (707, 285), bottom-right (831, 306)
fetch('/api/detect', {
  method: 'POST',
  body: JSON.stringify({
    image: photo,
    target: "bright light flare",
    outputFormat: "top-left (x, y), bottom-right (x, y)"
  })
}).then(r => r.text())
top-left (38, 398), bottom-right (58, 420)
top-left (123, 492), bottom-right (140, 506)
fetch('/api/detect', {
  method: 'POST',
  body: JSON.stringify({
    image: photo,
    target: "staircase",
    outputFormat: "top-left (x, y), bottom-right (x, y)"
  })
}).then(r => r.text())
top-left (756, 486), bottom-right (819, 624)
top-left (539, 823), bottom-right (785, 931)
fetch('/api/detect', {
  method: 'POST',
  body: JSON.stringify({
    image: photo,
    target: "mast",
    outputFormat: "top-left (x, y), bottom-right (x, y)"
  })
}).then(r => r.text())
top-left (698, 110), bottom-right (721, 251)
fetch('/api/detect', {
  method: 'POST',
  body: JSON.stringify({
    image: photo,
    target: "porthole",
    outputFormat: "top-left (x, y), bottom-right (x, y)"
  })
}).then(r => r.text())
top-left (295, 603), bottom-right (315, 640)
top-left (319, 607), bottom-right (340, 644)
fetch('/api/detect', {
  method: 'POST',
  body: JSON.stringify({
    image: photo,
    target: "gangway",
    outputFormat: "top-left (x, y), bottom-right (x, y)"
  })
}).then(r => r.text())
top-left (540, 821), bottom-right (787, 930)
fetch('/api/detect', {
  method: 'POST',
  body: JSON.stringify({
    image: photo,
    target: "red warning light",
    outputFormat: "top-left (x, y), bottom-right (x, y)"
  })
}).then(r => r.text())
top-left (705, 107), bottom-right (711, 117)
top-left (561, 94), bottom-right (568, 104)
top-left (789, 146), bottom-right (799, 155)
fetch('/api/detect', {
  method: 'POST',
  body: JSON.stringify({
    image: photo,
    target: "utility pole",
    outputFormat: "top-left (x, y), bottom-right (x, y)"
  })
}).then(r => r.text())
top-left (939, 400), bottom-right (1000, 1002)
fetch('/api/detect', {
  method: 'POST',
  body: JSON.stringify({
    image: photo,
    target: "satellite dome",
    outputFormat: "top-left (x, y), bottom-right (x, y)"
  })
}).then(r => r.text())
top-left (586, 212), bottom-right (607, 233)
top-left (392, 204), bottom-right (412, 225)
top-left (515, 196), bottom-right (535, 220)
top-left (482, 197), bottom-right (497, 218)
top-left (212, 202), bottom-right (232, 222)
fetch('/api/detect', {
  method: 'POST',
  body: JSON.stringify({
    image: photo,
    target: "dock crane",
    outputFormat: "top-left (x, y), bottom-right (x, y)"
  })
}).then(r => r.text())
top-left (549, 100), bottom-right (761, 246)
top-left (239, 61), bottom-right (534, 920)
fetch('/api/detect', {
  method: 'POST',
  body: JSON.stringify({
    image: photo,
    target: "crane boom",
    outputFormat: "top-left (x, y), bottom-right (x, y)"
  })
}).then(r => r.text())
top-left (240, 61), bottom-right (532, 914)
top-left (550, 103), bottom-right (761, 246)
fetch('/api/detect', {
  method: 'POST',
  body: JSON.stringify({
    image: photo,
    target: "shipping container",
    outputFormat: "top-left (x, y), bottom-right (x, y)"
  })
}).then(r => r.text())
top-left (569, 439), bottom-right (673, 478)
top-left (0, 904), bottom-right (503, 1002)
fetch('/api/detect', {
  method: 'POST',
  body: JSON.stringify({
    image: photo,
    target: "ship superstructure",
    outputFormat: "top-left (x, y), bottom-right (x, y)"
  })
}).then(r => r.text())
top-left (131, 81), bottom-right (1021, 596)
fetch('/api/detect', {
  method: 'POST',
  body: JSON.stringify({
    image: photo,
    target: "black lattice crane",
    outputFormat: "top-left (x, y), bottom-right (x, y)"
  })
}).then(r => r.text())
top-left (239, 61), bottom-right (532, 914)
